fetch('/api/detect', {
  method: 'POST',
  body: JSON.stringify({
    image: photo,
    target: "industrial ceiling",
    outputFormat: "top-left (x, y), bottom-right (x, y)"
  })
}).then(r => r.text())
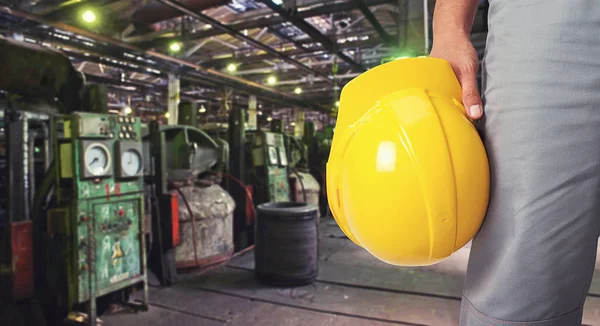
top-left (0, 0), bottom-right (488, 123)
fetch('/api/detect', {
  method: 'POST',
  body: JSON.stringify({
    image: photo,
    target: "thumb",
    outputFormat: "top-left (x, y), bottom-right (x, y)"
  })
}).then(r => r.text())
top-left (458, 71), bottom-right (483, 119)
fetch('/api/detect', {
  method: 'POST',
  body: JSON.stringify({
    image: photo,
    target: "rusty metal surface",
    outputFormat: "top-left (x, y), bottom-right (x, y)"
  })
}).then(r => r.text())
top-left (10, 220), bottom-right (33, 302)
top-left (290, 172), bottom-right (321, 219)
top-left (175, 184), bottom-right (235, 267)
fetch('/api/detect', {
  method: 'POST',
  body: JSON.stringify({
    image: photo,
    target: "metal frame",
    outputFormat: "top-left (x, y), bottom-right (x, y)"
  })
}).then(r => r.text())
top-left (256, 0), bottom-right (366, 72)
top-left (0, 5), bottom-right (325, 111)
top-left (156, 0), bottom-right (334, 84)
top-left (0, 0), bottom-right (489, 121)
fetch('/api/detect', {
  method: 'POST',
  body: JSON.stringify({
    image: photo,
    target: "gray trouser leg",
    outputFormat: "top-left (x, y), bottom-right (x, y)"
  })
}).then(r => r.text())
top-left (460, 1), bottom-right (600, 325)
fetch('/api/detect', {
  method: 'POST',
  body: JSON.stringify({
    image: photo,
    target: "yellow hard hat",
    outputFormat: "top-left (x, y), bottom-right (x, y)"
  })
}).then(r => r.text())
top-left (326, 57), bottom-right (490, 266)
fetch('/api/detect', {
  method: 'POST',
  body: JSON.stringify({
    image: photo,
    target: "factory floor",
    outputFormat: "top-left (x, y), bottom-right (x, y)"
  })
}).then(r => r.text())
top-left (102, 219), bottom-right (600, 326)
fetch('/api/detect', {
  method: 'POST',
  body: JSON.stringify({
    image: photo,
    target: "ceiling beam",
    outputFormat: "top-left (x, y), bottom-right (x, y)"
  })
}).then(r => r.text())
top-left (255, 0), bottom-right (366, 72)
top-left (0, 5), bottom-right (327, 111)
top-left (139, 0), bottom-right (394, 46)
top-left (199, 34), bottom-right (387, 67)
top-left (155, 0), bottom-right (333, 84)
top-left (355, 0), bottom-right (393, 45)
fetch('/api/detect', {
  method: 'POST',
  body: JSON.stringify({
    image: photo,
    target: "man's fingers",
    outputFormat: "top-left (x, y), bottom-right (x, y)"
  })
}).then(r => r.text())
top-left (459, 71), bottom-right (483, 119)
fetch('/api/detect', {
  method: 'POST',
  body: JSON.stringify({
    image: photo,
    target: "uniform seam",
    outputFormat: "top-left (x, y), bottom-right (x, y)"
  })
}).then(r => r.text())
top-left (462, 296), bottom-right (580, 325)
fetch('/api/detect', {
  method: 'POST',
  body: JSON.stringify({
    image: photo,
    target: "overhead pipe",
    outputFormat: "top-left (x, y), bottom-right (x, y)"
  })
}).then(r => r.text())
top-left (0, 6), bottom-right (327, 111)
top-left (155, 0), bottom-right (334, 84)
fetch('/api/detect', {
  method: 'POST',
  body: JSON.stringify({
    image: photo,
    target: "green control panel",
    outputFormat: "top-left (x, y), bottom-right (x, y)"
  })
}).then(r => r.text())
top-left (49, 112), bottom-right (147, 314)
top-left (248, 131), bottom-right (290, 203)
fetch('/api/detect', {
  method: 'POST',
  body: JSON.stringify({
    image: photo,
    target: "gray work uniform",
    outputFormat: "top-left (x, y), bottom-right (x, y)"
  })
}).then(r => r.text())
top-left (460, 1), bottom-right (600, 325)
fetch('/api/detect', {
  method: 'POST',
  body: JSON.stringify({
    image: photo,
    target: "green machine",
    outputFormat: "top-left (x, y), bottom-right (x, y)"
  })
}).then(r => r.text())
top-left (45, 112), bottom-right (148, 325)
top-left (246, 130), bottom-right (290, 204)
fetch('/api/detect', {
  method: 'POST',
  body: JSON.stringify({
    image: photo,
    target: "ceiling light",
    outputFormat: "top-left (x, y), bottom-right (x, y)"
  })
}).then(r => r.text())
top-left (123, 106), bottom-right (133, 115)
top-left (291, 122), bottom-right (296, 126)
top-left (164, 112), bottom-right (171, 118)
top-left (266, 116), bottom-right (273, 122)
top-left (335, 101), bottom-right (340, 108)
top-left (169, 42), bottom-right (182, 52)
top-left (82, 10), bottom-right (96, 23)
top-left (267, 75), bottom-right (277, 85)
top-left (227, 63), bottom-right (237, 72)
top-left (294, 87), bottom-right (302, 94)
top-left (258, 111), bottom-right (263, 116)
top-left (199, 105), bottom-right (207, 113)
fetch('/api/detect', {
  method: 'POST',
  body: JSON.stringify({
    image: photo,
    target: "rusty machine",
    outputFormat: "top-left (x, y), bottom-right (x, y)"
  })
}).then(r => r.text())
top-left (0, 37), bottom-right (148, 326)
top-left (284, 127), bottom-right (321, 220)
top-left (144, 103), bottom-right (235, 285)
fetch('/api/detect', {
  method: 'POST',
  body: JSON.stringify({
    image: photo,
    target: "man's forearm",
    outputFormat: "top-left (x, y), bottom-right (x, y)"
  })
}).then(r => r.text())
top-left (432, 0), bottom-right (479, 40)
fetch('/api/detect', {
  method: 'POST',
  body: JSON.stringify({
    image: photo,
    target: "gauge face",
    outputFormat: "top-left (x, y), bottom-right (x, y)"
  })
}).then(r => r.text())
top-left (84, 144), bottom-right (110, 176)
top-left (121, 149), bottom-right (142, 176)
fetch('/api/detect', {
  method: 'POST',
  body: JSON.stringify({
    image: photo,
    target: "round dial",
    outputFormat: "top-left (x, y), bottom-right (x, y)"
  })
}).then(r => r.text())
top-left (84, 144), bottom-right (110, 176)
top-left (121, 149), bottom-right (142, 176)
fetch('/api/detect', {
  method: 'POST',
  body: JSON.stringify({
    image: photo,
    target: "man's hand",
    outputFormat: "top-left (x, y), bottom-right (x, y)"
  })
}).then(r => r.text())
top-left (429, 0), bottom-right (482, 120)
top-left (430, 39), bottom-right (482, 119)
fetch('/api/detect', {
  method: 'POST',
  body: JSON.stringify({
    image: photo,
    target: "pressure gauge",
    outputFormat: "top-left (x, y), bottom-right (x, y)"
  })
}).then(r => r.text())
top-left (84, 143), bottom-right (111, 176)
top-left (116, 141), bottom-right (143, 179)
top-left (121, 149), bottom-right (142, 177)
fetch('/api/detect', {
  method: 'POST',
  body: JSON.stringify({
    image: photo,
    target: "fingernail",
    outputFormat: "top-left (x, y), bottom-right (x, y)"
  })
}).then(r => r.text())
top-left (469, 105), bottom-right (482, 117)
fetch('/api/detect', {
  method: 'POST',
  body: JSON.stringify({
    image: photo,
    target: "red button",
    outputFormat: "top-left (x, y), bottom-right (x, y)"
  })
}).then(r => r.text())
top-left (103, 225), bottom-right (107, 230)
top-left (119, 210), bottom-right (124, 216)
top-left (81, 216), bottom-right (88, 222)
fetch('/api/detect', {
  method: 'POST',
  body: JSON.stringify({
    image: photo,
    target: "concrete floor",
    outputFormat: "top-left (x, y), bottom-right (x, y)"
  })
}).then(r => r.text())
top-left (102, 219), bottom-right (600, 326)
